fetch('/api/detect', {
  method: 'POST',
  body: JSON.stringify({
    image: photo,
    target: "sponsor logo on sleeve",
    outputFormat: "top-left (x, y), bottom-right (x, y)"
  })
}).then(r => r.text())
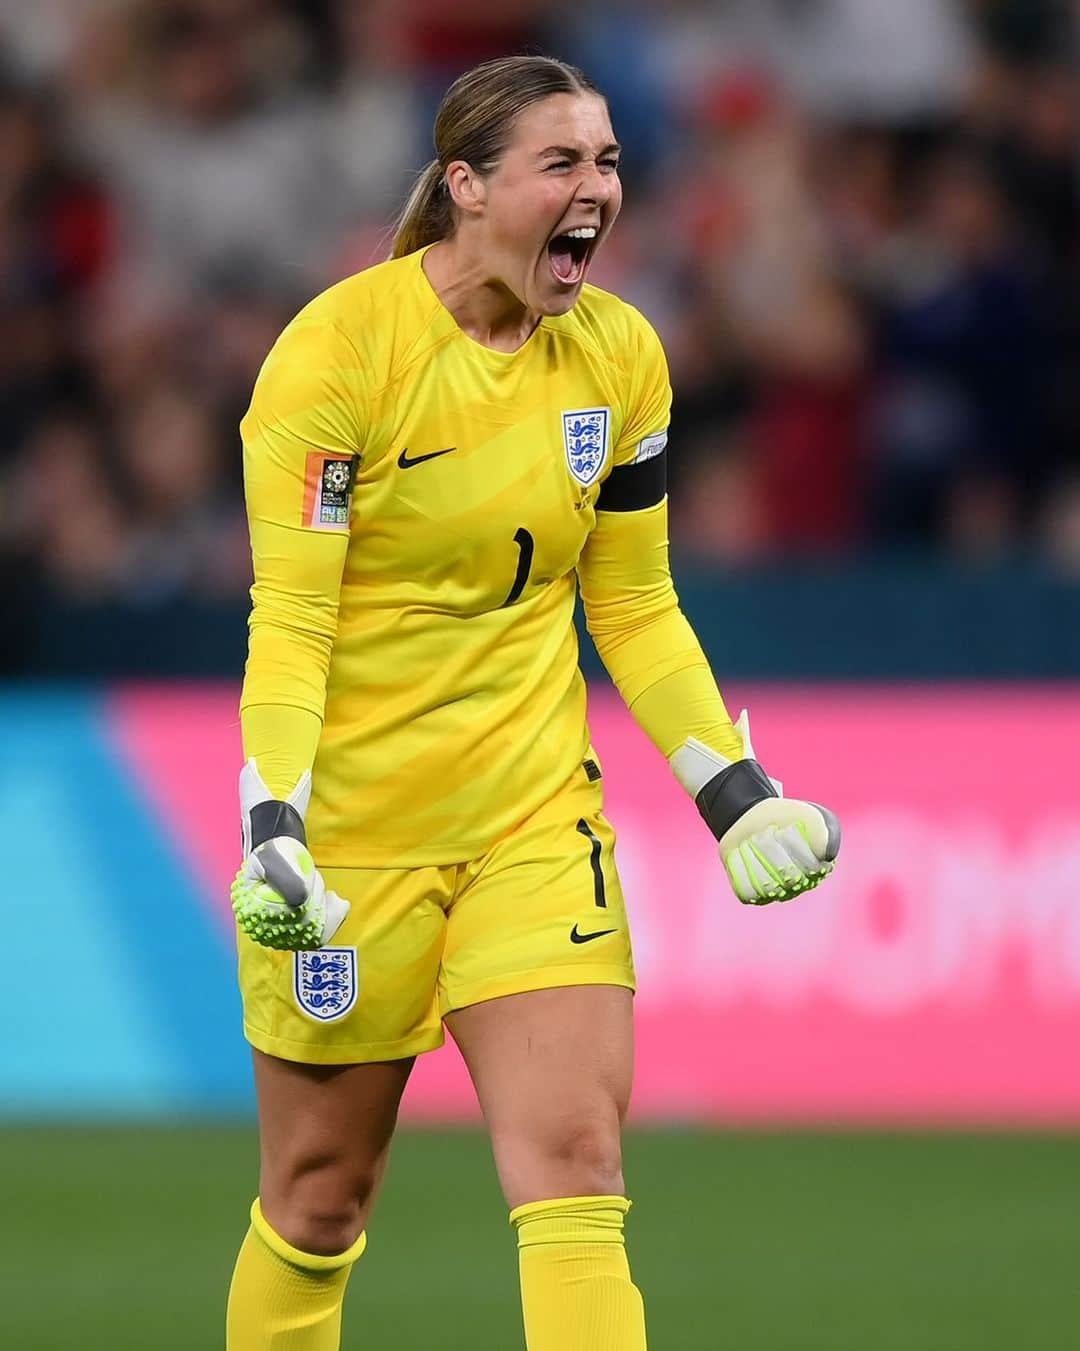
top-left (632, 429), bottom-right (668, 464)
top-left (294, 947), bottom-right (358, 1021)
top-left (302, 453), bottom-right (357, 530)
top-left (562, 407), bottom-right (611, 486)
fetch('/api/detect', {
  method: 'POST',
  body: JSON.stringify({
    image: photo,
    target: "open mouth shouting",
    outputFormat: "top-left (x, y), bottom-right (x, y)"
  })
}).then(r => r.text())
top-left (547, 225), bottom-right (599, 287)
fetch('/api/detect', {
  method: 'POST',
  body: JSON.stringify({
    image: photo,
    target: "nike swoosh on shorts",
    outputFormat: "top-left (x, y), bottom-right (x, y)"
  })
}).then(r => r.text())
top-left (570, 925), bottom-right (618, 944)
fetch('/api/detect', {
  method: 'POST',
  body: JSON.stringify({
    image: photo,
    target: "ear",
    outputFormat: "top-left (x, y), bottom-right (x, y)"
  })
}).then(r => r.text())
top-left (445, 159), bottom-right (487, 218)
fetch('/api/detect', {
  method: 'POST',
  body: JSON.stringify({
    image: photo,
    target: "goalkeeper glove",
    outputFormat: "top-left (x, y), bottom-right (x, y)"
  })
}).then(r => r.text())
top-left (231, 759), bottom-right (350, 950)
top-left (670, 710), bottom-right (840, 905)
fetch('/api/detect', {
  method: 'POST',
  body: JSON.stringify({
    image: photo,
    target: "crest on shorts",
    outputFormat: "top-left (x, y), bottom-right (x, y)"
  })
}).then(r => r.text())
top-left (562, 407), bottom-right (610, 486)
top-left (294, 947), bottom-right (358, 1022)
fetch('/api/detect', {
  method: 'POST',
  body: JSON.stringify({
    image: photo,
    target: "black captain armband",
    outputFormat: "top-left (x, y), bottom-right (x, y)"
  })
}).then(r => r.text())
top-left (596, 449), bottom-right (667, 512)
top-left (249, 799), bottom-right (307, 850)
top-left (695, 759), bottom-right (778, 841)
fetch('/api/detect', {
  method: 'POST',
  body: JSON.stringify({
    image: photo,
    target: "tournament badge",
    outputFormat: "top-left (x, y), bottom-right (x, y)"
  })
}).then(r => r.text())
top-left (294, 947), bottom-right (358, 1022)
top-left (302, 453), bottom-right (357, 530)
top-left (562, 407), bottom-right (610, 486)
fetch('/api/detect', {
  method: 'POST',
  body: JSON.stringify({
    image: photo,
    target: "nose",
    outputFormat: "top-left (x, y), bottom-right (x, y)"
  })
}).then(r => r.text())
top-left (575, 159), bottom-right (616, 208)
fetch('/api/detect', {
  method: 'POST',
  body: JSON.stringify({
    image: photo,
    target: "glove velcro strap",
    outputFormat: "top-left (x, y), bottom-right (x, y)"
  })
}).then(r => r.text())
top-left (249, 799), bottom-right (307, 851)
top-left (696, 760), bottom-right (778, 841)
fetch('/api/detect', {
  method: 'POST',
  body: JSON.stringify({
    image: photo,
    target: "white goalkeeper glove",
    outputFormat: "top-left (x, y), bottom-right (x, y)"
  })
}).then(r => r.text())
top-left (231, 759), bottom-right (350, 950)
top-left (670, 710), bottom-right (840, 905)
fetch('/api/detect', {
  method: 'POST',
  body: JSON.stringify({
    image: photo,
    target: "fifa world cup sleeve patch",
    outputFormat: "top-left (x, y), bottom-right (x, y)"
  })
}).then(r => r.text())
top-left (301, 453), bottom-right (358, 531)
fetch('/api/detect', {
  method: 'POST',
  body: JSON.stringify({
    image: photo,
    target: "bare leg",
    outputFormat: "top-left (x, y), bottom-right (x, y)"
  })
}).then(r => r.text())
top-left (448, 986), bottom-right (645, 1351)
top-left (253, 1050), bottom-right (414, 1254)
top-left (226, 1052), bottom-right (414, 1349)
top-left (447, 985), bottom-right (633, 1209)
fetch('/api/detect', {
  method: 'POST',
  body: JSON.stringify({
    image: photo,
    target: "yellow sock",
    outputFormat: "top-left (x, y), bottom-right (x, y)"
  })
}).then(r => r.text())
top-left (226, 1198), bottom-right (366, 1350)
top-left (510, 1194), bottom-right (647, 1350)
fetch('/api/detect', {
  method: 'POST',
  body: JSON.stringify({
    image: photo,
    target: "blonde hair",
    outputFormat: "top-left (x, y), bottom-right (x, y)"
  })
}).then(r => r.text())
top-left (391, 55), bottom-right (600, 259)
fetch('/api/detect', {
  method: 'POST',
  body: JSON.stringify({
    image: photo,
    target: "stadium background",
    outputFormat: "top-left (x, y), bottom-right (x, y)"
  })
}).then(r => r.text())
top-left (1, 2), bottom-right (1077, 1347)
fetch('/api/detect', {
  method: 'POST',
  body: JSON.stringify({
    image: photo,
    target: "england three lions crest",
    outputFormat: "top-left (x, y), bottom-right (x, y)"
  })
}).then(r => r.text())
top-left (562, 407), bottom-right (610, 486)
top-left (294, 947), bottom-right (358, 1022)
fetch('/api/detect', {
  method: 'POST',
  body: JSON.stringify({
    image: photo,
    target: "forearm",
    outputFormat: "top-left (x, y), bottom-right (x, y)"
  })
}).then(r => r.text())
top-left (240, 699), bottom-right (322, 800)
top-left (240, 517), bottom-right (346, 795)
top-left (628, 659), bottom-right (742, 762)
top-left (582, 492), bottom-right (840, 907)
top-left (579, 500), bottom-right (742, 762)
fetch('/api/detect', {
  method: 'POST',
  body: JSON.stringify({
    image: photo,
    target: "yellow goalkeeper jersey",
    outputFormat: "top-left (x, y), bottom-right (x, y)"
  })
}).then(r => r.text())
top-left (241, 245), bottom-right (734, 867)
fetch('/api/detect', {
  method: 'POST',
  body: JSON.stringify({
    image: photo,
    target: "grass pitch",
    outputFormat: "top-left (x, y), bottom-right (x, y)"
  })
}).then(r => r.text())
top-left (2, 1126), bottom-right (1074, 1349)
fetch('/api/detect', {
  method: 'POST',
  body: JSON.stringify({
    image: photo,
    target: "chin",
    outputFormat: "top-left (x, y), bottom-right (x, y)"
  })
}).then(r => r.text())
top-left (534, 279), bottom-right (584, 317)
top-left (541, 292), bottom-right (581, 317)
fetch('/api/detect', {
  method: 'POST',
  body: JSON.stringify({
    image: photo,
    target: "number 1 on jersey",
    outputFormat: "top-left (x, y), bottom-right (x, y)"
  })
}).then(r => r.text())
top-left (502, 527), bottom-right (534, 606)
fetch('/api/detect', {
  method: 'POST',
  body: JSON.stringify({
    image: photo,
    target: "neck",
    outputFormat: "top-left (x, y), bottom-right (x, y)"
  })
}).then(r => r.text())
top-left (423, 237), bottom-right (541, 353)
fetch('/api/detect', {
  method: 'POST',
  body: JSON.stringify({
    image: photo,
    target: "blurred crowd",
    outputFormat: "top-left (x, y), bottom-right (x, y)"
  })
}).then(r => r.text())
top-left (0, 0), bottom-right (1077, 608)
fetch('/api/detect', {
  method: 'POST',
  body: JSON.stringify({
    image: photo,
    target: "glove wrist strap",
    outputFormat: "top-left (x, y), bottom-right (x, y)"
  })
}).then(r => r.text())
top-left (249, 799), bottom-right (307, 851)
top-left (696, 760), bottom-right (778, 841)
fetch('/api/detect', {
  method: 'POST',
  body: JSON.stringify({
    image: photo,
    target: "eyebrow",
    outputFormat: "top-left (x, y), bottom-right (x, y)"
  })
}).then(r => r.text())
top-left (537, 143), bottom-right (622, 160)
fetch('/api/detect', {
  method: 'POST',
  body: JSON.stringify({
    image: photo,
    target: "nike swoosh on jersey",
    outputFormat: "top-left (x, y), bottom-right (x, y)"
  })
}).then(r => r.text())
top-left (569, 924), bottom-right (618, 944)
top-left (397, 446), bottom-right (456, 469)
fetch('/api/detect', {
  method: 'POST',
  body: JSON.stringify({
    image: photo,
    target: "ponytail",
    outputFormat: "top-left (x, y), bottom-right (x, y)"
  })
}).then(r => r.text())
top-left (391, 58), bottom-right (601, 262)
top-left (391, 159), bottom-right (453, 259)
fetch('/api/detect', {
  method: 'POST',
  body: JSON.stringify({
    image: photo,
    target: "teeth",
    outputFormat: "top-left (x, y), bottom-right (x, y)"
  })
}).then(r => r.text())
top-left (564, 228), bottom-right (597, 239)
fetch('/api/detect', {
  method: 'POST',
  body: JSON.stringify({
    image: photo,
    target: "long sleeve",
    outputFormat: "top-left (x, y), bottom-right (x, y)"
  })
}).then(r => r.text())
top-left (239, 317), bottom-right (366, 797)
top-left (580, 304), bottom-right (742, 764)
top-left (577, 495), bottom-right (743, 763)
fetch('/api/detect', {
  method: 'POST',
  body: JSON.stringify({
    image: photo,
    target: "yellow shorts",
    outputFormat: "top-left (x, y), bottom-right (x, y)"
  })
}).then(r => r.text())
top-left (238, 770), bottom-right (635, 1064)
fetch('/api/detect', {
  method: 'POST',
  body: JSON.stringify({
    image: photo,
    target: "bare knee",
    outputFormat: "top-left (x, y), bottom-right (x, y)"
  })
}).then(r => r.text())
top-left (269, 1197), bottom-right (363, 1258)
top-left (548, 1117), bottom-right (625, 1196)
top-left (497, 1112), bottom-right (625, 1211)
top-left (251, 1051), bottom-right (412, 1256)
top-left (260, 1149), bottom-right (380, 1257)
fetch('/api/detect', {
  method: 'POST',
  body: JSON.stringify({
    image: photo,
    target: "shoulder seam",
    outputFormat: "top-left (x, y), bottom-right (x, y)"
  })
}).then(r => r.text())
top-left (326, 321), bottom-right (368, 372)
top-left (545, 323), bottom-right (629, 383)
top-left (370, 325), bottom-right (461, 402)
top-left (326, 279), bottom-right (458, 403)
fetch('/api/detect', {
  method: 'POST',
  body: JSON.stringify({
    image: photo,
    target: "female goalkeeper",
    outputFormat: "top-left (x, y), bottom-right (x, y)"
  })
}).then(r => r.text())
top-left (226, 54), bottom-right (839, 1351)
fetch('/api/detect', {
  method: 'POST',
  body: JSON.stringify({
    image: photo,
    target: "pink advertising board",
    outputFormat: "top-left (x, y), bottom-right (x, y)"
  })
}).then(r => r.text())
top-left (110, 683), bottom-right (1080, 1124)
